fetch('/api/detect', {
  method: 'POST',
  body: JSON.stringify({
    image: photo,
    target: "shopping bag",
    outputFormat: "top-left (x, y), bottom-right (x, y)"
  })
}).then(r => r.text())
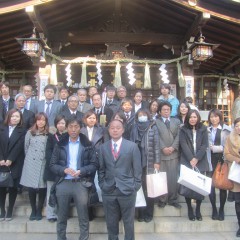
top-left (228, 161), bottom-right (240, 184)
top-left (178, 184), bottom-right (204, 201)
top-left (94, 172), bottom-right (102, 202)
top-left (178, 164), bottom-right (212, 196)
top-left (135, 186), bottom-right (146, 207)
top-left (146, 171), bottom-right (168, 198)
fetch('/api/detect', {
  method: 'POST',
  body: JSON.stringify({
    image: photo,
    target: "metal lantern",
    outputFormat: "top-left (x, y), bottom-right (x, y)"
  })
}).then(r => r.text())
top-left (16, 28), bottom-right (44, 58)
top-left (190, 34), bottom-right (219, 61)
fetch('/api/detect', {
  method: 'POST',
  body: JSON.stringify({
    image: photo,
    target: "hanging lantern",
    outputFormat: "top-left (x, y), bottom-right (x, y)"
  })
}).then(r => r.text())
top-left (189, 31), bottom-right (219, 61)
top-left (16, 28), bottom-right (44, 58)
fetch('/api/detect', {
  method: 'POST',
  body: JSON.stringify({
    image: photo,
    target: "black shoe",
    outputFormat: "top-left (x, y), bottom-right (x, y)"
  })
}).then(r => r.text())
top-left (196, 212), bottom-right (202, 221)
top-left (168, 203), bottom-right (182, 209)
top-left (144, 217), bottom-right (153, 223)
top-left (29, 211), bottom-right (36, 221)
top-left (0, 210), bottom-right (6, 221)
top-left (158, 201), bottom-right (166, 208)
top-left (236, 228), bottom-right (240, 237)
top-left (48, 218), bottom-right (57, 223)
top-left (188, 208), bottom-right (195, 221)
top-left (212, 209), bottom-right (218, 220)
top-left (138, 218), bottom-right (144, 222)
top-left (218, 209), bottom-right (224, 221)
top-left (5, 210), bottom-right (13, 221)
top-left (36, 212), bottom-right (42, 221)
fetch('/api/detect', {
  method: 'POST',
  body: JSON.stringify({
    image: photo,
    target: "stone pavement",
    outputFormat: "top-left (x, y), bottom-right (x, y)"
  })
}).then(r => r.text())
top-left (0, 232), bottom-right (239, 240)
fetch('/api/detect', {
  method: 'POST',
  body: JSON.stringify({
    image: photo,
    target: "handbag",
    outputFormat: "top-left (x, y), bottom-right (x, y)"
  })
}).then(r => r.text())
top-left (178, 184), bottom-right (204, 201)
top-left (228, 161), bottom-right (240, 184)
top-left (178, 164), bottom-right (212, 196)
top-left (212, 162), bottom-right (233, 190)
top-left (88, 184), bottom-right (99, 206)
top-left (146, 170), bottom-right (168, 198)
top-left (0, 167), bottom-right (14, 188)
top-left (135, 186), bottom-right (146, 207)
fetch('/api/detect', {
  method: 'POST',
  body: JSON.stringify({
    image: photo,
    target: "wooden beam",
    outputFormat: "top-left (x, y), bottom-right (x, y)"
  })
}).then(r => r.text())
top-left (223, 57), bottom-right (240, 72)
top-left (183, 12), bottom-right (210, 43)
top-left (170, 0), bottom-right (240, 24)
top-left (49, 31), bottom-right (183, 45)
top-left (0, 0), bottom-right (54, 14)
top-left (26, 6), bottom-right (49, 37)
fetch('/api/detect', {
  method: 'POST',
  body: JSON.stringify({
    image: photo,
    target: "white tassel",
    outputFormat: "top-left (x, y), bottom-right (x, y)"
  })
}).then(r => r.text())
top-left (113, 62), bottom-right (122, 88)
top-left (143, 63), bottom-right (151, 89)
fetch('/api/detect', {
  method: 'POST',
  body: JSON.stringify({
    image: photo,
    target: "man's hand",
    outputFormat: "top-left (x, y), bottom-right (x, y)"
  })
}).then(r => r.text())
top-left (154, 163), bottom-right (160, 171)
top-left (190, 158), bottom-right (198, 168)
top-left (64, 168), bottom-right (76, 176)
top-left (72, 170), bottom-right (81, 177)
top-left (5, 160), bottom-right (12, 167)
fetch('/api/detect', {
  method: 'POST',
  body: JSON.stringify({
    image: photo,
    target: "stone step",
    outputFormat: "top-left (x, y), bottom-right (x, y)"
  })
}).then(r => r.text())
top-left (12, 201), bottom-right (235, 218)
top-left (0, 216), bottom-right (238, 234)
top-left (0, 232), bottom-right (238, 240)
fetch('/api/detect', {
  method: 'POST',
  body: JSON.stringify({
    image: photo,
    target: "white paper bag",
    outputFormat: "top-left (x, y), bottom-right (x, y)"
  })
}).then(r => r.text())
top-left (146, 171), bottom-right (168, 198)
top-left (228, 161), bottom-right (240, 184)
top-left (178, 164), bottom-right (212, 196)
top-left (135, 186), bottom-right (146, 207)
top-left (94, 172), bottom-right (102, 202)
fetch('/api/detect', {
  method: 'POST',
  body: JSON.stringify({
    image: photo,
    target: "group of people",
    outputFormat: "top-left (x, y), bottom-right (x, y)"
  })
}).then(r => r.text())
top-left (0, 80), bottom-right (240, 239)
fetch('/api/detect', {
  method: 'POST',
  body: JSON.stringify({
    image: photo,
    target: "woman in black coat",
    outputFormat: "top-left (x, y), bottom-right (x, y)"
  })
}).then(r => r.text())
top-left (130, 108), bottom-right (160, 222)
top-left (44, 115), bottom-right (67, 222)
top-left (0, 109), bottom-right (26, 221)
top-left (179, 109), bottom-right (209, 221)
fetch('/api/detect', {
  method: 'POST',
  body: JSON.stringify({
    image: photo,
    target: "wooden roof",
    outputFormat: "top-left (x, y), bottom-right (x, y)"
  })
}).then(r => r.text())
top-left (0, 0), bottom-right (239, 76)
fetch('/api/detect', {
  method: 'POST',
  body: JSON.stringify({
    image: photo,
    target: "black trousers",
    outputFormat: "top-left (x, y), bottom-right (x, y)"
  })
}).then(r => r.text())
top-left (102, 188), bottom-right (136, 240)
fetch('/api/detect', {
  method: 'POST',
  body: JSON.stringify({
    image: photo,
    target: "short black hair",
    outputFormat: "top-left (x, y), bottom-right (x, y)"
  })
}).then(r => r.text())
top-left (66, 116), bottom-right (83, 128)
top-left (44, 84), bottom-right (57, 94)
top-left (158, 101), bottom-right (172, 113)
top-left (54, 115), bottom-right (66, 128)
top-left (160, 83), bottom-right (171, 92)
top-left (59, 86), bottom-right (69, 92)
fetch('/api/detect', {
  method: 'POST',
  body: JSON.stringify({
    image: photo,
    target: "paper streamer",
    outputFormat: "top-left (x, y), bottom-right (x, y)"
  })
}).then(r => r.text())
top-left (96, 62), bottom-right (103, 86)
top-left (65, 64), bottom-right (72, 87)
top-left (159, 64), bottom-right (169, 83)
top-left (126, 62), bottom-right (136, 85)
top-left (50, 63), bottom-right (57, 85)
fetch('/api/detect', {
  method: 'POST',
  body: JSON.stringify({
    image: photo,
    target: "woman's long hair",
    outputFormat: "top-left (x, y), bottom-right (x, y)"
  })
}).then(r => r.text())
top-left (30, 112), bottom-right (49, 135)
top-left (184, 109), bottom-right (202, 129)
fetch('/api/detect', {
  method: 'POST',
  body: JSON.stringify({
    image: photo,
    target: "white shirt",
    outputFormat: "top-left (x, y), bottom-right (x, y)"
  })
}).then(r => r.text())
top-left (162, 116), bottom-right (170, 123)
top-left (9, 126), bottom-right (16, 137)
top-left (112, 137), bottom-right (123, 153)
top-left (25, 98), bottom-right (31, 110)
top-left (70, 110), bottom-right (77, 115)
top-left (65, 137), bottom-right (80, 179)
top-left (134, 103), bottom-right (142, 113)
top-left (87, 126), bottom-right (94, 141)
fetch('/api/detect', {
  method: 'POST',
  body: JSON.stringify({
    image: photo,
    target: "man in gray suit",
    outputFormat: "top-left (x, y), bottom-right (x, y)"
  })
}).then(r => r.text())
top-left (36, 84), bottom-right (62, 127)
top-left (98, 119), bottom-right (142, 240)
top-left (155, 101), bottom-right (181, 209)
top-left (77, 88), bottom-right (93, 113)
top-left (22, 85), bottom-right (38, 114)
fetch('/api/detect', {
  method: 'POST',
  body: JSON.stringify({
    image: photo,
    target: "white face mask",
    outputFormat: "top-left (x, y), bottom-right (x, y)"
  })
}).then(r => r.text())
top-left (138, 115), bottom-right (148, 122)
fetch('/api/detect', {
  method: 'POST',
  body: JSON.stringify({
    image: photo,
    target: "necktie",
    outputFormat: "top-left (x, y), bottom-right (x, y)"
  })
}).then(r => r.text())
top-left (126, 113), bottom-right (129, 121)
top-left (79, 104), bottom-right (83, 112)
top-left (46, 102), bottom-right (51, 117)
top-left (3, 100), bottom-right (8, 113)
top-left (114, 143), bottom-right (117, 153)
top-left (61, 100), bottom-right (65, 105)
top-left (165, 119), bottom-right (170, 129)
top-left (108, 100), bottom-right (112, 105)
top-left (96, 109), bottom-right (100, 115)
top-left (25, 100), bottom-right (29, 110)
top-left (72, 113), bottom-right (76, 117)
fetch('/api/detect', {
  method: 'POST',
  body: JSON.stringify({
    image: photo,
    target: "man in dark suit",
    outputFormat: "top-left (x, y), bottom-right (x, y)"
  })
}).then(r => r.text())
top-left (98, 119), bottom-right (142, 240)
top-left (36, 84), bottom-right (62, 127)
top-left (22, 85), bottom-right (38, 114)
top-left (61, 95), bottom-right (83, 122)
top-left (155, 101), bottom-right (181, 209)
top-left (86, 86), bottom-right (98, 105)
top-left (120, 98), bottom-right (135, 140)
top-left (0, 81), bottom-right (15, 125)
top-left (105, 85), bottom-right (120, 114)
top-left (15, 93), bottom-right (35, 130)
top-left (92, 93), bottom-right (113, 127)
top-left (77, 88), bottom-right (93, 113)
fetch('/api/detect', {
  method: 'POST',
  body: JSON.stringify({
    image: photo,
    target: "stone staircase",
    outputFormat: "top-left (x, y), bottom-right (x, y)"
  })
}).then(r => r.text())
top-left (0, 190), bottom-right (238, 234)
